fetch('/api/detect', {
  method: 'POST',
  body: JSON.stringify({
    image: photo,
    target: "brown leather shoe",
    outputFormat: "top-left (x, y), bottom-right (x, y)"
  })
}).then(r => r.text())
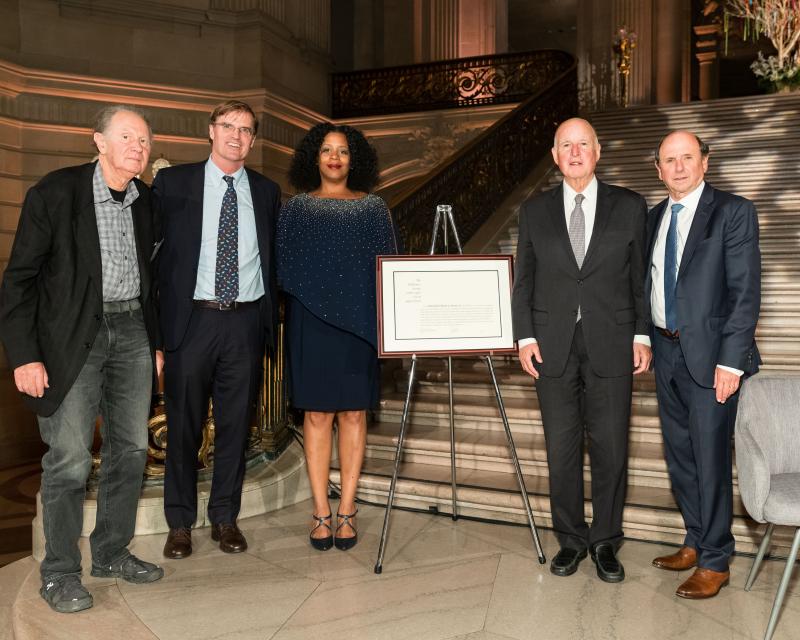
top-left (676, 568), bottom-right (730, 599)
top-left (652, 546), bottom-right (697, 571)
top-left (211, 523), bottom-right (247, 553)
top-left (164, 527), bottom-right (192, 559)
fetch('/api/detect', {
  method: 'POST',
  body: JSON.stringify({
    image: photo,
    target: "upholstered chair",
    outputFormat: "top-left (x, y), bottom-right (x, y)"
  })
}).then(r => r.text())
top-left (735, 373), bottom-right (800, 640)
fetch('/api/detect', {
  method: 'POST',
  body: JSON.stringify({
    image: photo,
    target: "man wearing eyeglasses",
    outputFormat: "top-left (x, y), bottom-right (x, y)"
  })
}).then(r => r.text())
top-left (153, 100), bottom-right (281, 559)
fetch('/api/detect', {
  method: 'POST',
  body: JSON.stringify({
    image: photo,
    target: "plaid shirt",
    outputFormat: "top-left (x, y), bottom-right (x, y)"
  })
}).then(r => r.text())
top-left (92, 162), bottom-right (140, 301)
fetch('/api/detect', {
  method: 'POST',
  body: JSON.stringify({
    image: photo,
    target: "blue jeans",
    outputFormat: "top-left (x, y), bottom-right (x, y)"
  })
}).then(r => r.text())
top-left (37, 305), bottom-right (152, 580)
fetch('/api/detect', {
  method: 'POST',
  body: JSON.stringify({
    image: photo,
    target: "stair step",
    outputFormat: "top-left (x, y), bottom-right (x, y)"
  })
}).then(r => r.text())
top-left (376, 390), bottom-right (664, 437)
top-left (337, 459), bottom-right (793, 554)
top-left (371, 92), bottom-right (800, 557)
top-left (365, 420), bottom-right (675, 482)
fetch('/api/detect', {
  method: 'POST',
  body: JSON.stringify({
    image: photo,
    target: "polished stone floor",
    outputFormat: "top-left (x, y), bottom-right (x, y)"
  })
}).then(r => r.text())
top-left (1, 499), bottom-right (798, 640)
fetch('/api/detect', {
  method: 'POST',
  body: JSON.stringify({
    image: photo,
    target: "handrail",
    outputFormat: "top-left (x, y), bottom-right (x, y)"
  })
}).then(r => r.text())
top-left (332, 50), bottom-right (575, 118)
top-left (389, 63), bottom-right (578, 254)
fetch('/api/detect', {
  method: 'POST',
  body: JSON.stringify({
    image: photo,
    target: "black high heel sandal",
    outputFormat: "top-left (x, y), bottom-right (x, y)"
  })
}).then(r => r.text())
top-left (309, 513), bottom-right (333, 551)
top-left (334, 509), bottom-right (358, 551)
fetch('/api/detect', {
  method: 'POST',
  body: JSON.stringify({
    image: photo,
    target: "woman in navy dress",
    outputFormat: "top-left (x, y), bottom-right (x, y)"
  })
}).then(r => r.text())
top-left (277, 123), bottom-right (397, 551)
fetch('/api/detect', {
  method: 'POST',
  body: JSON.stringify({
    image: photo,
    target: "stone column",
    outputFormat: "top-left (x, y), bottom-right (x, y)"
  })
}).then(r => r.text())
top-left (414, 0), bottom-right (459, 62)
top-left (693, 24), bottom-right (721, 100)
top-left (611, 0), bottom-right (654, 106)
top-left (457, 0), bottom-right (508, 57)
top-left (653, 0), bottom-right (692, 103)
top-left (413, 0), bottom-right (508, 63)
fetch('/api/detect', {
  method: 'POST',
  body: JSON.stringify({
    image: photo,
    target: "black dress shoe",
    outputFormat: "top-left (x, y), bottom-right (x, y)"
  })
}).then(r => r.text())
top-left (163, 527), bottom-right (192, 559)
top-left (591, 543), bottom-right (625, 583)
top-left (550, 547), bottom-right (588, 576)
top-left (211, 523), bottom-right (248, 553)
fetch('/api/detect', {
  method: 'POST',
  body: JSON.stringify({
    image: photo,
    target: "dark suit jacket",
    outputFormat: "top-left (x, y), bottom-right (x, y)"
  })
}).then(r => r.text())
top-left (645, 183), bottom-right (761, 387)
top-left (511, 180), bottom-right (649, 378)
top-left (152, 161), bottom-right (280, 351)
top-left (0, 162), bottom-right (161, 417)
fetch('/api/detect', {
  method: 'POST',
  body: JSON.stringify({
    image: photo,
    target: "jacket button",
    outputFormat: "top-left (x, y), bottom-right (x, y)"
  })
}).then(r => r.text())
top-left (94, 314), bottom-right (101, 321)
top-left (577, 279), bottom-right (583, 285)
top-left (84, 342), bottom-right (91, 349)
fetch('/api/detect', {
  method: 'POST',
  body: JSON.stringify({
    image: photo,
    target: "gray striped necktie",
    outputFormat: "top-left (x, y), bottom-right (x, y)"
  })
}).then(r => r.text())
top-left (569, 193), bottom-right (586, 268)
top-left (569, 193), bottom-right (585, 323)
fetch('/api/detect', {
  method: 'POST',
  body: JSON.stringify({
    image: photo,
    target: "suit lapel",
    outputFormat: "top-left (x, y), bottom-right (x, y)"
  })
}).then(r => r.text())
top-left (546, 184), bottom-right (579, 273)
top-left (73, 163), bottom-right (103, 298)
top-left (677, 183), bottom-right (715, 281)
top-left (186, 164), bottom-right (205, 282)
top-left (131, 183), bottom-right (151, 302)
top-left (582, 180), bottom-right (611, 270)
top-left (646, 200), bottom-right (668, 269)
top-left (644, 199), bottom-right (668, 297)
top-left (247, 168), bottom-right (268, 254)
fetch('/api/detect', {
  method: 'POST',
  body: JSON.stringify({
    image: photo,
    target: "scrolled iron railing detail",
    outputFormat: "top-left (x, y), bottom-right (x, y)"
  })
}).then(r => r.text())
top-left (332, 50), bottom-right (575, 118)
top-left (390, 63), bottom-right (578, 254)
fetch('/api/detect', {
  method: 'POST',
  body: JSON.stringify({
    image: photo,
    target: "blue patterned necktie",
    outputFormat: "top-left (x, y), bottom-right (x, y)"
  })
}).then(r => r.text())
top-left (663, 203), bottom-right (684, 331)
top-left (215, 175), bottom-right (239, 305)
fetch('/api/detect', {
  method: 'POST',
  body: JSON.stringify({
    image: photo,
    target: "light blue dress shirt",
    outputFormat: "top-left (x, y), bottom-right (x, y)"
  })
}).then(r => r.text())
top-left (194, 157), bottom-right (264, 302)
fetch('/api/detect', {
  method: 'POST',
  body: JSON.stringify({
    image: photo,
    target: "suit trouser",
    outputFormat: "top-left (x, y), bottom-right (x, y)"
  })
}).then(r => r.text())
top-left (535, 322), bottom-right (632, 551)
top-left (37, 305), bottom-right (152, 579)
top-left (163, 305), bottom-right (263, 528)
top-left (652, 331), bottom-right (737, 572)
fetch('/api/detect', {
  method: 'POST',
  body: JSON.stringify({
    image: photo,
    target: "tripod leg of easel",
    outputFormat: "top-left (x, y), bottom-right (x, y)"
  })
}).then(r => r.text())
top-left (485, 355), bottom-right (547, 564)
top-left (374, 355), bottom-right (418, 574)
top-left (448, 355), bottom-right (458, 520)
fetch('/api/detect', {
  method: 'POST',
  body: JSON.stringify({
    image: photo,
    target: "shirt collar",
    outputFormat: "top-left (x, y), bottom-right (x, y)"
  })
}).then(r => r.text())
top-left (205, 156), bottom-right (245, 186)
top-left (668, 180), bottom-right (705, 214)
top-left (92, 161), bottom-right (139, 207)
top-left (563, 175), bottom-right (598, 205)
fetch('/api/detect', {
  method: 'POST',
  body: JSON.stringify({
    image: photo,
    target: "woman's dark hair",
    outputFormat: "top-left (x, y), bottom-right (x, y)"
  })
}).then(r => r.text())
top-left (288, 122), bottom-right (379, 193)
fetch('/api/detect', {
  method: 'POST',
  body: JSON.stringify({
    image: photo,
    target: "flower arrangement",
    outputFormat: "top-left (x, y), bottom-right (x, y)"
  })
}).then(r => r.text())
top-left (725, 0), bottom-right (800, 91)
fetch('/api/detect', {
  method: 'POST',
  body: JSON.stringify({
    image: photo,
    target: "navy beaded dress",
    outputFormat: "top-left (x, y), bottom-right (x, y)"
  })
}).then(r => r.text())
top-left (276, 193), bottom-right (398, 411)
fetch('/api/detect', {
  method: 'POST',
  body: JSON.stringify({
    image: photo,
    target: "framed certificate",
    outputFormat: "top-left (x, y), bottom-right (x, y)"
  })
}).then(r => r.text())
top-left (377, 254), bottom-right (516, 357)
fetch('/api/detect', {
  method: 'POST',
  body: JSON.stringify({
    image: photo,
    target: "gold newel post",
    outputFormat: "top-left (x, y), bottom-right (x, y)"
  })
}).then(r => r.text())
top-left (613, 26), bottom-right (638, 108)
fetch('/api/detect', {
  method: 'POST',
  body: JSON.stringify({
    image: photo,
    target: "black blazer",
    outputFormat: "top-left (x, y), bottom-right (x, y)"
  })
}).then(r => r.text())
top-left (645, 183), bottom-right (761, 387)
top-left (0, 162), bottom-right (161, 417)
top-left (511, 180), bottom-right (649, 378)
top-left (152, 161), bottom-right (281, 351)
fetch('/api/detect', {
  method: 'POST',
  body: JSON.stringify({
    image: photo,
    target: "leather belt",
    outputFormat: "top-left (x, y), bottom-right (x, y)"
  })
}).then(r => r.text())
top-left (193, 299), bottom-right (260, 311)
top-left (656, 327), bottom-right (680, 340)
top-left (103, 299), bottom-right (141, 313)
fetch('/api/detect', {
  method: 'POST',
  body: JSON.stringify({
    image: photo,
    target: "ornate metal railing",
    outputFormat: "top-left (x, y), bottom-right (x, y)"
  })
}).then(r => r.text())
top-left (332, 50), bottom-right (575, 118)
top-left (390, 61), bottom-right (577, 254)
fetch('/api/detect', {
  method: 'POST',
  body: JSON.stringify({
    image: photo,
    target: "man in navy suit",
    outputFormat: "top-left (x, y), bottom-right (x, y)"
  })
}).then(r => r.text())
top-left (647, 131), bottom-right (760, 599)
top-left (154, 100), bottom-right (281, 559)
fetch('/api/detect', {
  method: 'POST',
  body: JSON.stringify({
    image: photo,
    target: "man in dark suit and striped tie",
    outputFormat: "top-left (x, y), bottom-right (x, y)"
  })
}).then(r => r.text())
top-left (154, 100), bottom-right (281, 559)
top-left (648, 131), bottom-right (760, 599)
top-left (511, 118), bottom-right (651, 583)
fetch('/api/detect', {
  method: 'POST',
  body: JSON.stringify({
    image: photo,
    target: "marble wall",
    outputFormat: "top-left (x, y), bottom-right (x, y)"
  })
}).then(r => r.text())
top-left (0, 0), bottom-right (512, 466)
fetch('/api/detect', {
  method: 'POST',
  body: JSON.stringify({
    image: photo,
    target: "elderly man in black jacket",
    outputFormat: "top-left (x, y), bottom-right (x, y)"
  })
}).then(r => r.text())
top-left (0, 105), bottom-right (164, 613)
top-left (511, 117), bottom-right (651, 583)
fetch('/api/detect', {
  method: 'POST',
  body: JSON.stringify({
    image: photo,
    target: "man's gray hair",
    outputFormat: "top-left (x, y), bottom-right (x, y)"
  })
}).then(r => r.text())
top-left (553, 118), bottom-right (600, 148)
top-left (93, 104), bottom-right (152, 137)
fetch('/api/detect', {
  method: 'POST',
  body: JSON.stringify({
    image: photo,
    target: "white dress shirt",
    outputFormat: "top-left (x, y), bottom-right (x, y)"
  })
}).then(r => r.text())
top-left (649, 180), bottom-right (742, 376)
top-left (519, 176), bottom-right (648, 348)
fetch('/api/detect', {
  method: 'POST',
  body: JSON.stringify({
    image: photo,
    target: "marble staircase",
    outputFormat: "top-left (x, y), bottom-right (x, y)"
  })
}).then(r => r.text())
top-left (332, 92), bottom-right (800, 556)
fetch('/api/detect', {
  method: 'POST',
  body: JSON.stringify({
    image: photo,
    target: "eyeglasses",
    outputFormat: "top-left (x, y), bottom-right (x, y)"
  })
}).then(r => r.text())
top-left (212, 122), bottom-right (255, 138)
